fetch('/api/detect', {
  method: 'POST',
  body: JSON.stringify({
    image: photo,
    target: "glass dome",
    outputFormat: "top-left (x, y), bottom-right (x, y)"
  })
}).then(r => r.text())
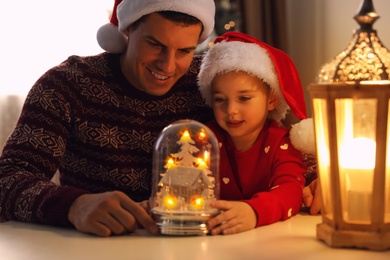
top-left (150, 119), bottom-right (220, 235)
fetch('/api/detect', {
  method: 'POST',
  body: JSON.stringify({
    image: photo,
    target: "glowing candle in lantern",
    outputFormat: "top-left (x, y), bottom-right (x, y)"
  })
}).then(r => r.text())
top-left (190, 195), bottom-right (205, 210)
top-left (163, 194), bottom-right (179, 210)
top-left (339, 137), bottom-right (375, 222)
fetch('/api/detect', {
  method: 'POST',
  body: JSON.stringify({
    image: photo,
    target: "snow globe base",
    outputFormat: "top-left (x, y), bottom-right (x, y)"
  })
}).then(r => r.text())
top-left (152, 210), bottom-right (219, 235)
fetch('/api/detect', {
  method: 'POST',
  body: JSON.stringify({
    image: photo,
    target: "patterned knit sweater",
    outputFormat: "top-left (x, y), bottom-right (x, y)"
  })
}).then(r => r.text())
top-left (0, 52), bottom-right (213, 226)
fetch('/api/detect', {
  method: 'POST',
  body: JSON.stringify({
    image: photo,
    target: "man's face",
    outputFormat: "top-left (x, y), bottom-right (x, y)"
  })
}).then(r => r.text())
top-left (120, 13), bottom-right (202, 96)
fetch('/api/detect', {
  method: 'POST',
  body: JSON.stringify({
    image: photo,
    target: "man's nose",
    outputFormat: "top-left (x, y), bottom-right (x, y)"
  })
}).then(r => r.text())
top-left (157, 50), bottom-right (176, 73)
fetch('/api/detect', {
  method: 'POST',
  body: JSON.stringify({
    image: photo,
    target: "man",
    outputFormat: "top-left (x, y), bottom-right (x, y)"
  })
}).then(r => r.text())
top-left (0, 0), bottom-right (215, 237)
top-left (303, 178), bottom-right (321, 215)
top-left (0, 0), bottom-right (319, 237)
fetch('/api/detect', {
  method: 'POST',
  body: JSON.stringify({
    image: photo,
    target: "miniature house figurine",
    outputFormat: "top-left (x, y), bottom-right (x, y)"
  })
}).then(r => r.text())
top-left (150, 120), bottom-right (220, 235)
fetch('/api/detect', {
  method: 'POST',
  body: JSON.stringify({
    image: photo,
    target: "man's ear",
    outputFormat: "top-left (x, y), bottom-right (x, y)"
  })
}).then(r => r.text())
top-left (268, 92), bottom-right (279, 111)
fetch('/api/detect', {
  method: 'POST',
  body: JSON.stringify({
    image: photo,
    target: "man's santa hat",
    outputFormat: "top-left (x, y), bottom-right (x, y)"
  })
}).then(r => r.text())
top-left (97, 0), bottom-right (215, 53)
top-left (198, 32), bottom-right (315, 154)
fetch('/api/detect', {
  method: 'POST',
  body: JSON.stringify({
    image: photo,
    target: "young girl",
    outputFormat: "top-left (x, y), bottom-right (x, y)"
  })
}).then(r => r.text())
top-left (198, 32), bottom-right (311, 235)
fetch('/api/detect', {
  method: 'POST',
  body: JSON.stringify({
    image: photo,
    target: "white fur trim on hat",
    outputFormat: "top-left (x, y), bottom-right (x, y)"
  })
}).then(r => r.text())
top-left (97, 0), bottom-right (215, 53)
top-left (290, 118), bottom-right (316, 154)
top-left (198, 41), bottom-right (289, 122)
top-left (117, 0), bottom-right (215, 44)
top-left (97, 23), bottom-right (128, 54)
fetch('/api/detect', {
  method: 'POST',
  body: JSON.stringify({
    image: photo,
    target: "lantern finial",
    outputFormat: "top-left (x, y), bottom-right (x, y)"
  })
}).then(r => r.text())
top-left (315, 0), bottom-right (390, 83)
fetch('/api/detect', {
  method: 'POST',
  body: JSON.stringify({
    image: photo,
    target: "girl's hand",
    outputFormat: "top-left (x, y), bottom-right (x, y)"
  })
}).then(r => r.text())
top-left (206, 200), bottom-right (256, 235)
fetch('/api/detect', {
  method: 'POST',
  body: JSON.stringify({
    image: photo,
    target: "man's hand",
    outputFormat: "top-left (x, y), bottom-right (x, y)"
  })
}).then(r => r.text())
top-left (68, 191), bottom-right (159, 237)
top-left (303, 179), bottom-right (321, 215)
top-left (206, 200), bottom-right (256, 235)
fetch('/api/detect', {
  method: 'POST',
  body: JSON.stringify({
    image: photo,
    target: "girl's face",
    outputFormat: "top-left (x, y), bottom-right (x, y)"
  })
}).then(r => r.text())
top-left (211, 71), bottom-right (278, 151)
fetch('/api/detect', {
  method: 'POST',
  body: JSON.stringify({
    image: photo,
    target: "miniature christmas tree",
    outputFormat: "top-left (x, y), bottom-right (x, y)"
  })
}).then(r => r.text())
top-left (170, 130), bottom-right (199, 167)
top-left (156, 129), bottom-right (216, 212)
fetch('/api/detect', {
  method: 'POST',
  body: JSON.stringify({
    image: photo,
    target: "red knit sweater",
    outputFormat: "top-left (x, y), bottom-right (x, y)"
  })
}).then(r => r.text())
top-left (207, 120), bottom-right (307, 226)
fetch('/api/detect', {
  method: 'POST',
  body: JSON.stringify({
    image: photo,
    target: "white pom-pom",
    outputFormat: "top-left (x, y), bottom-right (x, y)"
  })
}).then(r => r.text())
top-left (290, 118), bottom-right (316, 155)
top-left (96, 23), bottom-right (127, 53)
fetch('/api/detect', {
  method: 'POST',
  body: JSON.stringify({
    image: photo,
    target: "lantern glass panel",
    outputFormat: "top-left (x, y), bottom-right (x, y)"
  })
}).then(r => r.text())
top-left (335, 98), bottom-right (377, 224)
top-left (312, 98), bottom-right (333, 220)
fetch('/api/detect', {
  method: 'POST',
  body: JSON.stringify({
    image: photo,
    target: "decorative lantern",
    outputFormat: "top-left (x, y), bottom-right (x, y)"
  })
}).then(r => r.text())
top-left (150, 119), bottom-right (220, 235)
top-left (309, 0), bottom-right (390, 250)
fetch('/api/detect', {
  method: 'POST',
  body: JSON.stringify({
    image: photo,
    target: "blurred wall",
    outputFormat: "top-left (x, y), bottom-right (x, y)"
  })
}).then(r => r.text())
top-left (286, 0), bottom-right (390, 116)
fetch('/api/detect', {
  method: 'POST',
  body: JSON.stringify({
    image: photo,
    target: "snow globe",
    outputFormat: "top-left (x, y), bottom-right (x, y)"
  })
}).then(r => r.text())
top-left (150, 119), bottom-right (220, 235)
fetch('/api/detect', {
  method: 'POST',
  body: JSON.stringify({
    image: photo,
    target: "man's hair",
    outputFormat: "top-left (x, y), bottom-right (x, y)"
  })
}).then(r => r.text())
top-left (131, 11), bottom-right (204, 35)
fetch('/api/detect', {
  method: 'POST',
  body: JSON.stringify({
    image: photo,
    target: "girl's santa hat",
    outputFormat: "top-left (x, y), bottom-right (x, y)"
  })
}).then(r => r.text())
top-left (97, 0), bottom-right (215, 53)
top-left (198, 32), bottom-right (315, 154)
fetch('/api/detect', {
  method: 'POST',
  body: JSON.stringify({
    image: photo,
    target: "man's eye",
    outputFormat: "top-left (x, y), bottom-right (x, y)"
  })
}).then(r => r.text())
top-left (148, 41), bottom-right (161, 48)
top-left (179, 49), bottom-right (192, 54)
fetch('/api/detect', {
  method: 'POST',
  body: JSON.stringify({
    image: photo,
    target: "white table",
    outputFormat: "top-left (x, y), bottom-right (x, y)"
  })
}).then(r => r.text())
top-left (1, 214), bottom-right (389, 260)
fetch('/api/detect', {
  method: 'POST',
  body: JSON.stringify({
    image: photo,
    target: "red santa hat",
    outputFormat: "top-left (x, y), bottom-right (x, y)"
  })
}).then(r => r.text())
top-left (198, 32), bottom-right (315, 154)
top-left (97, 0), bottom-right (215, 53)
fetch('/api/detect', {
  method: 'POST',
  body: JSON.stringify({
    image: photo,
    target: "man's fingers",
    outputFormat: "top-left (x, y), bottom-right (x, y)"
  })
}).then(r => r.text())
top-left (309, 196), bottom-right (321, 215)
top-left (310, 181), bottom-right (321, 214)
top-left (302, 186), bottom-right (314, 207)
top-left (121, 199), bottom-right (159, 234)
top-left (68, 192), bottom-right (158, 237)
top-left (302, 180), bottom-right (322, 214)
top-left (107, 207), bottom-right (138, 234)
